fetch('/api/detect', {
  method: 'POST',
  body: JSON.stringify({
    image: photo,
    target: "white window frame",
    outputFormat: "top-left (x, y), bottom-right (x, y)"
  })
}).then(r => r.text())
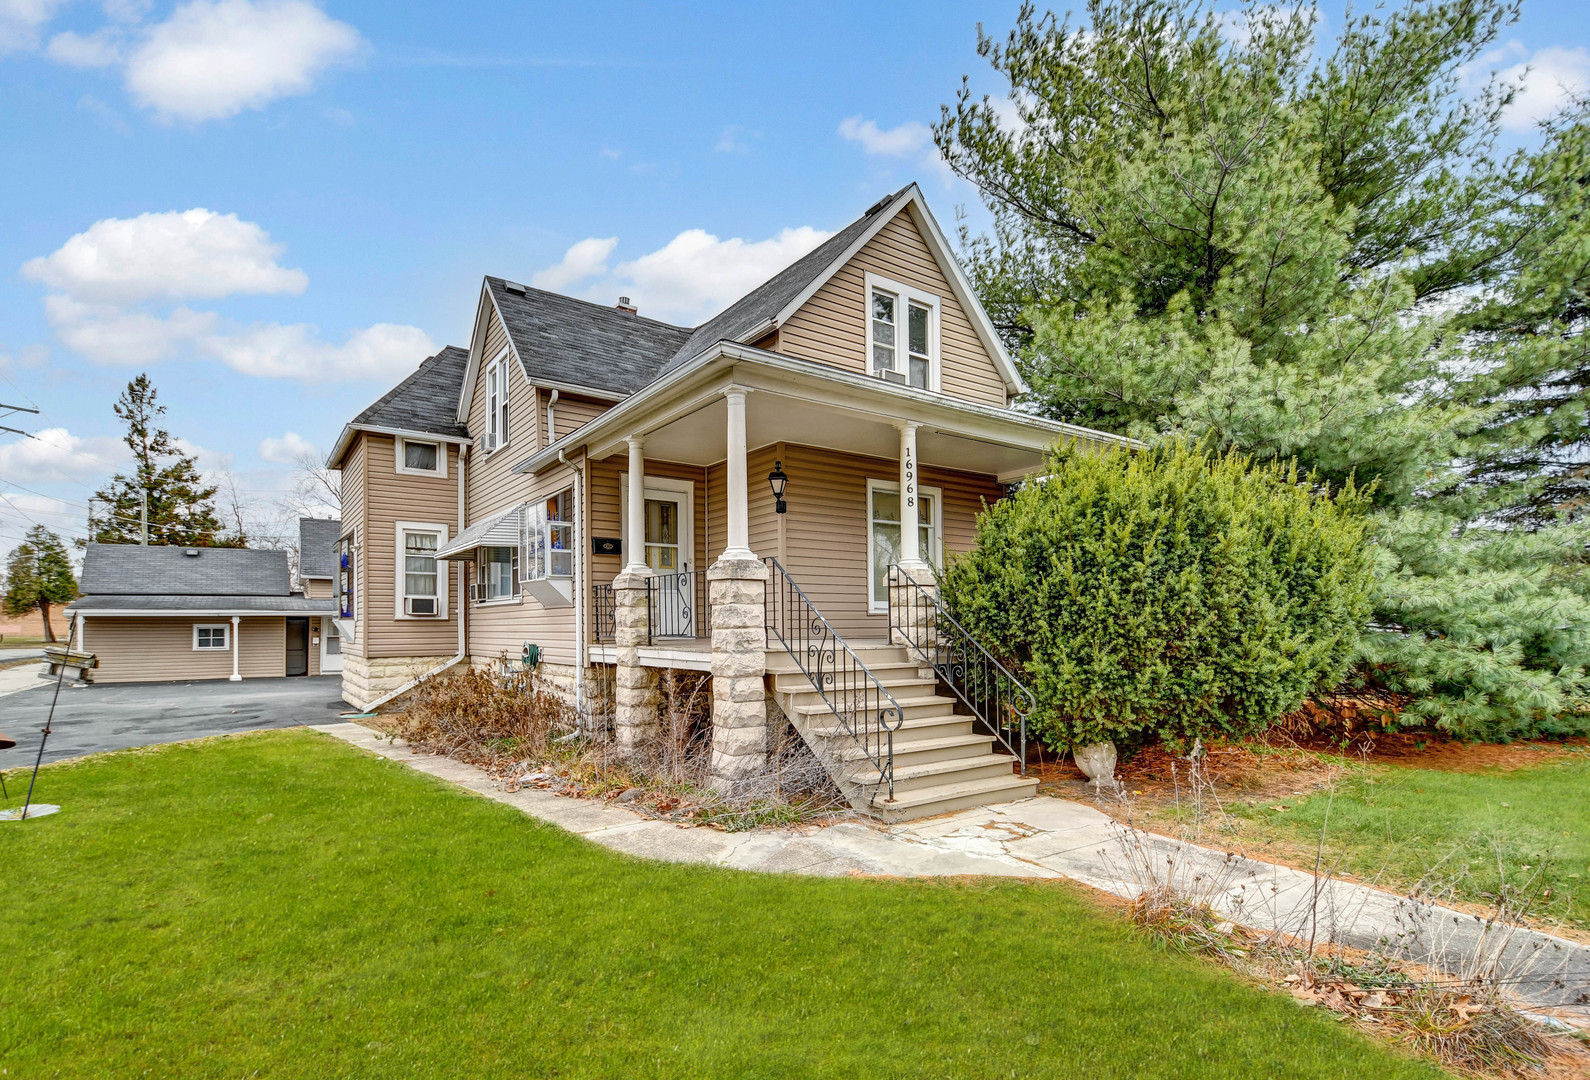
top-left (521, 488), bottom-right (577, 582)
top-left (476, 545), bottom-right (520, 604)
top-left (193, 623), bottom-right (230, 651)
top-left (484, 347), bottom-right (511, 454)
top-left (866, 478), bottom-right (943, 615)
top-left (864, 271), bottom-right (940, 393)
top-left (394, 521), bottom-right (450, 619)
top-left (395, 436), bottom-right (446, 478)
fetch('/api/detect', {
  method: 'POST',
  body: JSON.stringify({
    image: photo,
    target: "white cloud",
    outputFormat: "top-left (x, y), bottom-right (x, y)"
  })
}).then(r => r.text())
top-left (46, 27), bottom-right (123, 67)
top-left (125, 0), bottom-right (362, 122)
top-left (258, 430), bottom-right (317, 463)
top-left (0, 0), bottom-right (68, 53)
top-left (200, 321), bottom-right (437, 382)
top-left (531, 236), bottom-right (617, 292)
top-left (43, 295), bottom-right (217, 365)
top-left (838, 115), bottom-right (933, 157)
top-left (1497, 45), bottom-right (1590, 131)
top-left (714, 124), bottom-right (758, 154)
top-left (23, 209), bottom-right (307, 305)
top-left (579, 226), bottom-right (832, 325)
top-left (0, 427), bottom-right (126, 485)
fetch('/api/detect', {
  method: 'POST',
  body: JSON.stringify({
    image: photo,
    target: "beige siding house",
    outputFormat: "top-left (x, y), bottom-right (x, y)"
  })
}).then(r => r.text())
top-left (67, 523), bottom-right (339, 684)
top-left (331, 184), bottom-right (1131, 819)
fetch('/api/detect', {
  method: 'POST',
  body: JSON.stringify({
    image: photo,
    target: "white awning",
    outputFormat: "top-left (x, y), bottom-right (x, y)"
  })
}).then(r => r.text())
top-left (436, 505), bottom-right (521, 560)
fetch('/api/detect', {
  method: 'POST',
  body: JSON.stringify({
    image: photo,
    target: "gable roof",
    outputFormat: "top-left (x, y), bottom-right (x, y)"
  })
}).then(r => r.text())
top-left (659, 186), bottom-right (911, 377)
top-left (298, 518), bottom-right (341, 579)
top-left (79, 543), bottom-right (290, 597)
top-left (485, 278), bottom-right (692, 397)
top-left (328, 346), bottom-right (471, 466)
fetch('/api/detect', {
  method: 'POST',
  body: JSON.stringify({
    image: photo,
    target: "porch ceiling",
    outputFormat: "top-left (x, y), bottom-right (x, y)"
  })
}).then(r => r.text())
top-left (603, 388), bottom-right (1049, 480)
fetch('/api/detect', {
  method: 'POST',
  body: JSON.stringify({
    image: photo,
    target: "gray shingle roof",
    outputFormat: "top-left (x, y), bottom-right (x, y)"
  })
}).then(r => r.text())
top-left (68, 594), bottom-right (336, 613)
top-left (298, 518), bottom-right (341, 579)
top-left (485, 278), bottom-right (692, 396)
top-left (79, 543), bottom-right (290, 597)
top-left (658, 186), bottom-right (909, 377)
top-left (350, 346), bottom-right (471, 439)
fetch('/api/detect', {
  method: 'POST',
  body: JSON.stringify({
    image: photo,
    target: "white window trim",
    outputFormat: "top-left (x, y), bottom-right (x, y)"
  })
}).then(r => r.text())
top-left (394, 520), bottom-right (450, 620)
top-left (476, 545), bottom-right (521, 605)
top-left (395, 436), bottom-right (446, 478)
top-left (866, 478), bottom-right (943, 615)
top-left (193, 623), bottom-right (230, 651)
top-left (864, 271), bottom-right (940, 393)
top-left (618, 473), bottom-right (695, 574)
top-left (484, 346), bottom-right (511, 454)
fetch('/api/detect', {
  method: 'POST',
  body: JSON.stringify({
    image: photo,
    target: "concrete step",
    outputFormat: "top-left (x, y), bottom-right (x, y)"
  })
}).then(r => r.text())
top-left (869, 774), bottom-right (1042, 822)
top-left (770, 663), bottom-right (929, 695)
top-left (844, 753), bottom-right (1021, 794)
top-left (828, 732), bottom-right (997, 767)
top-left (789, 694), bottom-right (959, 724)
top-left (775, 676), bottom-right (940, 709)
top-left (765, 644), bottom-right (911, 674)
top-left (803, 711), bottom-right (975, 744)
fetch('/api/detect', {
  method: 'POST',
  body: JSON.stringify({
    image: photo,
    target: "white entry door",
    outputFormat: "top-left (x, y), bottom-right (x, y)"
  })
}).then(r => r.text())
top-left (320, 618), bottom-right (344, 673)
top-left (644, 492), bottom-right (693, 637)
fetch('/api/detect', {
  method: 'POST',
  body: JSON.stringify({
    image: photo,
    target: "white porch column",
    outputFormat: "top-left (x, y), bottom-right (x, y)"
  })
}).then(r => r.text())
top-left (74, 612), bottom-right (85, 651)
top-left (721, 387), bottom-right (755, 561)
top-left (897, 421), bottom-right (929, 571)
top-left (624, 435), bottom-right (648, 573)
top-left (229, 616), bottom-right (242, 681)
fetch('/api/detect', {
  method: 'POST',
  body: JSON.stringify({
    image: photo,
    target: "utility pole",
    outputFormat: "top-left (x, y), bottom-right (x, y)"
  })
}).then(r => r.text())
top-left (0, 401), bottom-right (39, 437)
top-left (140, 488), bottom-right (149, 545)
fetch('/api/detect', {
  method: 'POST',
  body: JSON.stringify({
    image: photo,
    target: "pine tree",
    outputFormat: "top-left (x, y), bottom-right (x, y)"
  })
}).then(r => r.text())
top-left (934, 0), bottom-right (1590, 737)
top-left (3, 526), bottom-right (79, 643)
top-left (89, 374), bottom-right (234, 548)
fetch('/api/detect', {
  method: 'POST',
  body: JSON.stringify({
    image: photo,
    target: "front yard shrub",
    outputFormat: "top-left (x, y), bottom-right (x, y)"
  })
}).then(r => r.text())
top-left (940, 439), bottom-right (1376, 750)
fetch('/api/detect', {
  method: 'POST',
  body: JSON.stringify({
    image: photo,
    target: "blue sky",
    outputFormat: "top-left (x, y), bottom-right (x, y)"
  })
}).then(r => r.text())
top-left (2, 0), bottom-right (1588, 554)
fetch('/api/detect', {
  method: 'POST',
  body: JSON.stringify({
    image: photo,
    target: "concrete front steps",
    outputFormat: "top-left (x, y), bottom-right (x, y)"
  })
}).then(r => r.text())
top-left (767, 643), bottom-right (1039, 822)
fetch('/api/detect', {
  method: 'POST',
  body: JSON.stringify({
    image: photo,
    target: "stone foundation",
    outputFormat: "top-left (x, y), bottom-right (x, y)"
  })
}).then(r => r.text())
top-left (612, 569), bottom-right (658, 753)
top-left (340, 653), bottom-right (461, 710)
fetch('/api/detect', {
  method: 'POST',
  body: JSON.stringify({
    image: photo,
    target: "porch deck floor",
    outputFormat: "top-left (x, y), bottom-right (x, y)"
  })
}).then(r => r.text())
top-left (588, 638), bottom-right (901, 671)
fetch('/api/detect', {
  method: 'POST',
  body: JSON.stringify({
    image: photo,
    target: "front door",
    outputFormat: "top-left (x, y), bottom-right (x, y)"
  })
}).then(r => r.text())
top-left (320, 618), bottom-right (343, 674)
top-left (285, 617), bottom-right (310, 676)
top-left (644, 493), bottom-right (693, 637)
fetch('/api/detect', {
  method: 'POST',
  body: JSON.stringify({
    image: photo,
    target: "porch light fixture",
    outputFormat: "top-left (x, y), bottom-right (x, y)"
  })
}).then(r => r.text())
top-left (768, 461), bottom-right (789, 514)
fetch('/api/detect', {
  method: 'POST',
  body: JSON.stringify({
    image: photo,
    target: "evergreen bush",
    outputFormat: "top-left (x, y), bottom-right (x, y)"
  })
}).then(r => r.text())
top-left (939, 440), bottom-right (1375, 750)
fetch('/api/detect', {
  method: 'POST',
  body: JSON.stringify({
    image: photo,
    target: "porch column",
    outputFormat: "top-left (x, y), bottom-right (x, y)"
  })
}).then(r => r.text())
top-left (891, 422), bottom-right (936, 648)
top-left (721, 387), bottom-right (754, 561)
top-left (624, 435), bottom-right (648, 573)
top-left (709, 387), bottom-right (768, 787)
top-left (229, 616), bottom-right (242, 681)
top-left (74, 612), bottom-right (85, 651)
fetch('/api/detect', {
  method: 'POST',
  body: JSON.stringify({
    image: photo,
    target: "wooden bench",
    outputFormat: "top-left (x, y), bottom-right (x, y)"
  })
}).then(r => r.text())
top-left (42, 646), bottom-right (98, 684)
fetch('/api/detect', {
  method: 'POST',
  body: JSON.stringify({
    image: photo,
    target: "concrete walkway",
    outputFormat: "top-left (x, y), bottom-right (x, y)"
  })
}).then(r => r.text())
top-left (314, 721), bottom-right (1589, 1019)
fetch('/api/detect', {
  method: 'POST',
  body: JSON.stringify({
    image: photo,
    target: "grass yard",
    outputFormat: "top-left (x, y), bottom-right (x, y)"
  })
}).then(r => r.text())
top-left (1225, 751), bottom-right (1590, 930)
top-left (0, 730), bottom-right (1450, 1080)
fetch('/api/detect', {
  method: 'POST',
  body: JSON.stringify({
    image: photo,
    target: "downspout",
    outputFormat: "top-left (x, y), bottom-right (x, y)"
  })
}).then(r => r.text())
top-left (559, 446), bottom-right (586, 725)
top-left (360, 443), bottom-right (467, 714)
top-left (545, 389), bottom-right (559, 448)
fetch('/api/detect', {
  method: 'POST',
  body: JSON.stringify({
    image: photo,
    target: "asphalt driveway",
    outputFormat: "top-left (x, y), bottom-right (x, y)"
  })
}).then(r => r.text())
top-left (0, 676), bottom-right (348, 771)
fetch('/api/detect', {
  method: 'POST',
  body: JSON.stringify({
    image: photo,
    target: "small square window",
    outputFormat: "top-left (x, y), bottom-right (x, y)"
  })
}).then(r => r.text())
top-left (404, 441), bottom-right (438, 471)
top-left (194, 624), bottom-right (229, 650)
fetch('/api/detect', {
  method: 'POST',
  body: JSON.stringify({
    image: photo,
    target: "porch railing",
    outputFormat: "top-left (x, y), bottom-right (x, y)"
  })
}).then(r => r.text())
top-left (888, 567), bottom-right (1033, 774)
top-left (592, 583), bottom-right (616, 643)
top-left (645, 568), bottom-right (709, 643)
top-left (764, 556), bottom-right (902, 803)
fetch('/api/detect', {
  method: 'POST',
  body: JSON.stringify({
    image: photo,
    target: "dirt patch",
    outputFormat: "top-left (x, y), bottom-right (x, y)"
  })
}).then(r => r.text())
top-left (1032, 742), bottom-right (1340, 806)
top-left (1279, 729), bottom-right (1590, 774)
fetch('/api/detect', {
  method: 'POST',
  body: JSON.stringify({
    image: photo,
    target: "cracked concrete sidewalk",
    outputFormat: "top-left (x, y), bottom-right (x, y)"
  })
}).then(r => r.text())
top-left (312, 721), bottom-right (1589, 1018)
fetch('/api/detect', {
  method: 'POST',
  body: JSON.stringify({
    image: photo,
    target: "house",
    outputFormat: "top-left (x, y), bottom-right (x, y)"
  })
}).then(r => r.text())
top-left (296, 517), bottom-right (344, 674)
top-left (330, 183), bottom-right (1131, 819)
top-left (67, 518), bottom-right (341, 683)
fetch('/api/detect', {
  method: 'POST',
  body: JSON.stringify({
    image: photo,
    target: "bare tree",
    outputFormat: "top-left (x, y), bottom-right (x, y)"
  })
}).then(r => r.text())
top-left (281, 448), bottom-right (340, 520)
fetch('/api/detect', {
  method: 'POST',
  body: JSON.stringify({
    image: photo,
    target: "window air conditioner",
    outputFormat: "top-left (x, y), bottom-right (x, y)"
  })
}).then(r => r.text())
top-left (405, 597), bottom-right (438, 616)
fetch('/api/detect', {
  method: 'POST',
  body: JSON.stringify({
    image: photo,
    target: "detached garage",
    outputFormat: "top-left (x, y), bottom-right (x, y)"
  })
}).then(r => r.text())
top-left (68, 544), bottom-right (337, 684)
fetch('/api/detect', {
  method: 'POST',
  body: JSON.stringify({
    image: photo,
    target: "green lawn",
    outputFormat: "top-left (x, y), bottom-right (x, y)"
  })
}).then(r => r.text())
top-left (0, 731), bottom-right (1448, 1079)
top-left (1228, 753), bottom-right (1590, 928)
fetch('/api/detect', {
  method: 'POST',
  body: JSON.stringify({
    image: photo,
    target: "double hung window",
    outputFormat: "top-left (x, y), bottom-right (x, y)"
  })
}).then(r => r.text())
top-left (398, 526), bottom-right (445, 616)
top-left (867, 274), bottom-right (937, 391)
top-left (485, 354), bottom-right (510, 452)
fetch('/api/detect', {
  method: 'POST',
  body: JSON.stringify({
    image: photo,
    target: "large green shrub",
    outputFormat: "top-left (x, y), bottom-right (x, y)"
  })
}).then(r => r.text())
top-left (940, 440), bottom-right (1376, 750)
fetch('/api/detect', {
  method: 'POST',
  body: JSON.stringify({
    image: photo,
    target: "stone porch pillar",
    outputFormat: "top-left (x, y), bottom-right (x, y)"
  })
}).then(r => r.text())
top-left (709, 386), bottom-right (768, 786)
top-left (614, 434), bottom-right (657, 753)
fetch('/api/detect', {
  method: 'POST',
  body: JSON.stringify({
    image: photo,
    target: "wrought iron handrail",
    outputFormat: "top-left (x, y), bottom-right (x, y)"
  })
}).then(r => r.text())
top-left (645, 567), bottom-right (709, 643)
top-left (763, 557), bottom-right (903, 803)
top-left (888, 567), bottom-right (1034, 774)
top-left (592, 582), bottom-right (616, 643)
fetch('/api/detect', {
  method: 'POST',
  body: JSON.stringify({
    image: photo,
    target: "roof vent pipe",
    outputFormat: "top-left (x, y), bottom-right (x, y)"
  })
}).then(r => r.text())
top-left (616, 296), bottom-right (636, 314)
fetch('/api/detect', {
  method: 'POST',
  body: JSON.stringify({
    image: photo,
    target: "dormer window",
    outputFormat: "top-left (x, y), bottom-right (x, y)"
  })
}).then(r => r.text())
top-left (866, 272), bottom-right (937, 391)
